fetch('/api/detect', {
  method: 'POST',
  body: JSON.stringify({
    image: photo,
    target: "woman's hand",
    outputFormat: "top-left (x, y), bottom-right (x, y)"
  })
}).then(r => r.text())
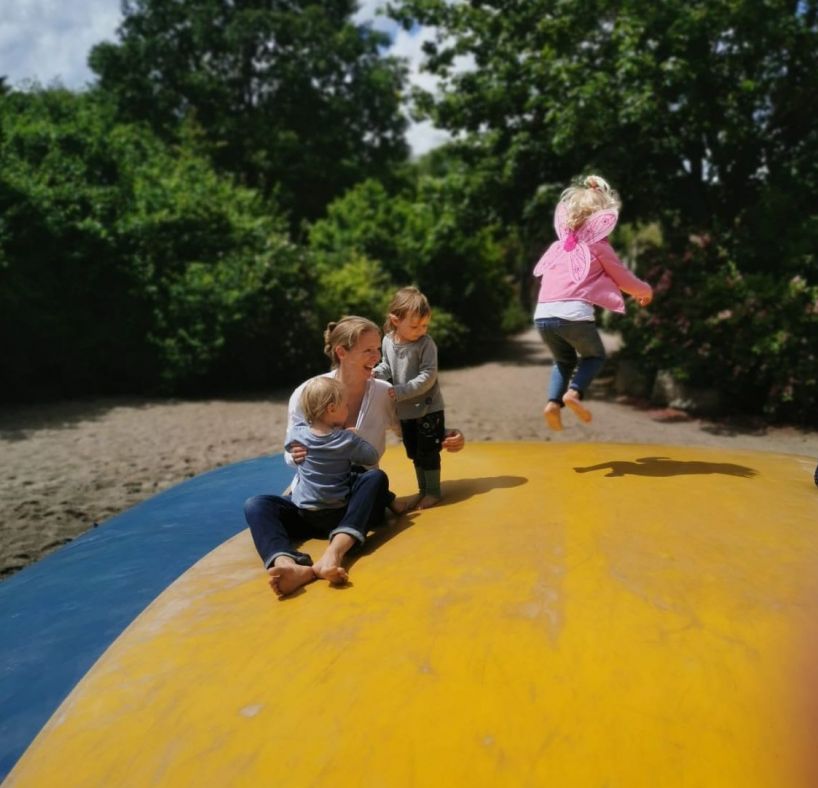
top-left (442, 428), bottom-right (465, 453)
top-left (289, 442), bottom-right (308, 464)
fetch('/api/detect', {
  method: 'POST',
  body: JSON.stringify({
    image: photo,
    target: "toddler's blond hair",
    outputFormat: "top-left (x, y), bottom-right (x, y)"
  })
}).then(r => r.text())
top-left (560, 174), bottom-right (621, 230)
top-left (300, 376), bottom-right (346, 425)
top-left (384, 286), bottom-right (431, 335)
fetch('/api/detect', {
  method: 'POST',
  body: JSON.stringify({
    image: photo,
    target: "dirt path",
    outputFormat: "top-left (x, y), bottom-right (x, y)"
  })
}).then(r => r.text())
top-left (2, 329), bottom-right (816, 577)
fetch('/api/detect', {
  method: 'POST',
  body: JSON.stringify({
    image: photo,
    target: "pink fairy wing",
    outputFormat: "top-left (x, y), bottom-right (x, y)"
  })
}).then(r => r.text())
top-left (577, 209), bottom-right (618, 245)
top-left (568, 243), bottom-right (591, 283)
top-left (536, 202), bottom-right (610, 281)
top-left (533, 240), bottom-right (565, 276)
top-left (554, 200), bottom-right (570, 241)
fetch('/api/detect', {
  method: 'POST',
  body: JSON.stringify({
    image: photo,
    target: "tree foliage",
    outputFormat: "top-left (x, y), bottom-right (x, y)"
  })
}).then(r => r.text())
top-left (0, 88), bottom-right (315, 399)
top-left (392, 0), bottom-right (818, 239)
top-left (391, 0), bottom-right (818, 421)
top-left (309, 173), bottom-right (525, 361)
top-left (89, 0), bottom-right (409, 225)
top-left (4, 1), bottom-right (818, 421)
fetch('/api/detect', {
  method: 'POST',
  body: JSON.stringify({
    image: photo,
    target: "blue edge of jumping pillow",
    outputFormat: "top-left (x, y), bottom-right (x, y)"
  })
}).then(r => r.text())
top-left (0, 454), bottom-right (292, 781)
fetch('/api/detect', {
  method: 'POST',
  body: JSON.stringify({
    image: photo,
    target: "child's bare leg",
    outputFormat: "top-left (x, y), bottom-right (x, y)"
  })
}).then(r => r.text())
top-left (267, 556), bottom-right (316, 598)
top-left (543, 401), bottom-right (563, 431)
top-left (563, 388), bottom-right (592, 423)
top-left (312, 533), bottom-right (354, 585)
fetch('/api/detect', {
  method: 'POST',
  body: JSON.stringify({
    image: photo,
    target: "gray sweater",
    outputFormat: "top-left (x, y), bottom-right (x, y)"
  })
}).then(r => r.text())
top-left (373, 334), bottom-right (445, 420)
top-left (285, 424), bottom-right (379, 510)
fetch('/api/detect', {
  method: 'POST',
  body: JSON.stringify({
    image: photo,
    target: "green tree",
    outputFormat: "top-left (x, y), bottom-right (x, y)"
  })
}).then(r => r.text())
top-left (0, 87), bottom-right (317, 400)
top-left (0, 88), bottom-right (154, 397)
top-left (309, 173), bottom-right (525, 361)
top-left (390, 0), bottom-right (818, 421)
top-left (391, 0), bottom-right (818, 253)
top-left (90, 0), bottom-right (409, 226)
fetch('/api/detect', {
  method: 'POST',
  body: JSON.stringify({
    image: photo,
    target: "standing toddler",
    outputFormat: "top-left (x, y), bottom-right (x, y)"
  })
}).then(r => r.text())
top-left (374, 287), bottom-right (445, 509)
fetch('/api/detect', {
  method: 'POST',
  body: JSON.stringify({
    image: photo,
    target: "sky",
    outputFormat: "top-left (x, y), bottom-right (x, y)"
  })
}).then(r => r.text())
top-left (0, 0), bottom-right (449, 156)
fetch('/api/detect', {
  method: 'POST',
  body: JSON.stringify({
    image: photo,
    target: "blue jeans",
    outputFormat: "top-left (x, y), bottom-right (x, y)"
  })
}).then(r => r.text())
top-left (245, 468), bottom-right (390, 568)
top-left (535, 318), bottom-right (606, 404)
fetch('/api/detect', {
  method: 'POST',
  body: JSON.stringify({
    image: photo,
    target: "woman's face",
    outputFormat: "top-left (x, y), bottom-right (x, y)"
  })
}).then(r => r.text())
top-left (336, 329), bottom-right (381, 377)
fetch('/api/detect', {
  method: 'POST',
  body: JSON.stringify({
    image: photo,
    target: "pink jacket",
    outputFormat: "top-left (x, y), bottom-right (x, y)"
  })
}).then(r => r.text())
top-left (533, 239), bottom-right (652, 314)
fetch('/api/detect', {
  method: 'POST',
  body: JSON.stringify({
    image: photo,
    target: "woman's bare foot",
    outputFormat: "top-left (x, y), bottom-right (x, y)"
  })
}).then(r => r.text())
top-left (388, 498), bottom-right (410, 515)
top-left (414, 494), bottom-right (441, 510)
top-left (312, 554), bottom-right (349, 585)
top-left (267, 562), bottom-right (316, 598)
top-left (543, 402), bottom-right (563, 431)
top-left (312, 533), bottom-right (354, 586)
top-left (563, 389), bottom-right (592, 423)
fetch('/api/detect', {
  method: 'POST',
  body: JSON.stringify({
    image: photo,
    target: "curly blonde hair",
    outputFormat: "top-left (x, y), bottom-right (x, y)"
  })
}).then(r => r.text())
top-left (323, 316), bottom-right (381, 369)
top-left (560, 174), bottom-right (621, 230)
top-left (383, 286), bottom-right (431, 335)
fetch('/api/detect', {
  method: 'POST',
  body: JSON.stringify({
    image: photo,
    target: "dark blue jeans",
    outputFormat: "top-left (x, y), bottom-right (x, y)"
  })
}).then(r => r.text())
top-left (535, 318), bottom-right (606, 404)
top-left (245, 468), bottom-right (390, 568)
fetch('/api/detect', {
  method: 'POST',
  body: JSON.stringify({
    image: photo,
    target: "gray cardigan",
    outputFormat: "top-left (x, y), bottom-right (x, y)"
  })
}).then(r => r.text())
top-left (373, 334), bottom-right (445, 420)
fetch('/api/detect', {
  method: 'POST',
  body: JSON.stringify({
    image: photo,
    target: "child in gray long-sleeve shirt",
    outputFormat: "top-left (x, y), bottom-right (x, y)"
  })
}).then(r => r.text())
top-left (374, 286), bottom-right (446, 509)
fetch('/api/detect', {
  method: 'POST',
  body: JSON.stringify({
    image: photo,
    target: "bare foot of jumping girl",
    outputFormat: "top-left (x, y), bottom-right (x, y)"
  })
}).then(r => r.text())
top-left (563, 389), bottom-right (592, 423)
top-left (544, 401), bottom-right (563, 431)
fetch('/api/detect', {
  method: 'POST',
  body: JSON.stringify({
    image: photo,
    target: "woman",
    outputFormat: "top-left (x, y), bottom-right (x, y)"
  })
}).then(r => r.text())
top-left (245, 316), bottom-right (464, 597)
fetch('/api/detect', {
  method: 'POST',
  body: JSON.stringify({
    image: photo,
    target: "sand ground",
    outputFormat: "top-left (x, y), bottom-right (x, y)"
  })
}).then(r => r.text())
top-left (2, 328), bottom-right (817, 578)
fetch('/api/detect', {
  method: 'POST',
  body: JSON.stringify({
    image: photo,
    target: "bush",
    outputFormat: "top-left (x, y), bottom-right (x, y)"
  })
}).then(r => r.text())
top-left (309, 175), bottom-right (520, 363)
top-left (0, 88), bottom-right (317, 399)
top-left (615, 235), bottom-right (818, 424)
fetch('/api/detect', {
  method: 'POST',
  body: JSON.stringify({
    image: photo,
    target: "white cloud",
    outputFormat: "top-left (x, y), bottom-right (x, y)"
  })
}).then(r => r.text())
top-left (0, 0), bottom-right (121, 89)
top-left (390, 24), bottom-right (441, 95)
top-left (406, 119), bottom-right (450, 158)
top-left (389, 25), bottom-right (454, 155)
top-left (353, 0), bottom-right (399, 36)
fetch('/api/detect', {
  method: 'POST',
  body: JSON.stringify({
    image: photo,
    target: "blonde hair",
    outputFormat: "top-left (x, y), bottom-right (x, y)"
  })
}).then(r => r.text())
top-left (384, 286), bottom-right (431, 335)
top-left (300, 376), bottom-right (346, 425)
top-left (323, 315), bottom-right (381, 369)
top-left (560, 174), bottom-right (621, 230)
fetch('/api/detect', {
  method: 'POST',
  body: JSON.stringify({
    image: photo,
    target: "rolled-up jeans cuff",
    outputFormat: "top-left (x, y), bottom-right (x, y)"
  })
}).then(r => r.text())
top-left (265, 551), bottom-right (314, 570)
top-left (328, 526), bottom-right (366, 546)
